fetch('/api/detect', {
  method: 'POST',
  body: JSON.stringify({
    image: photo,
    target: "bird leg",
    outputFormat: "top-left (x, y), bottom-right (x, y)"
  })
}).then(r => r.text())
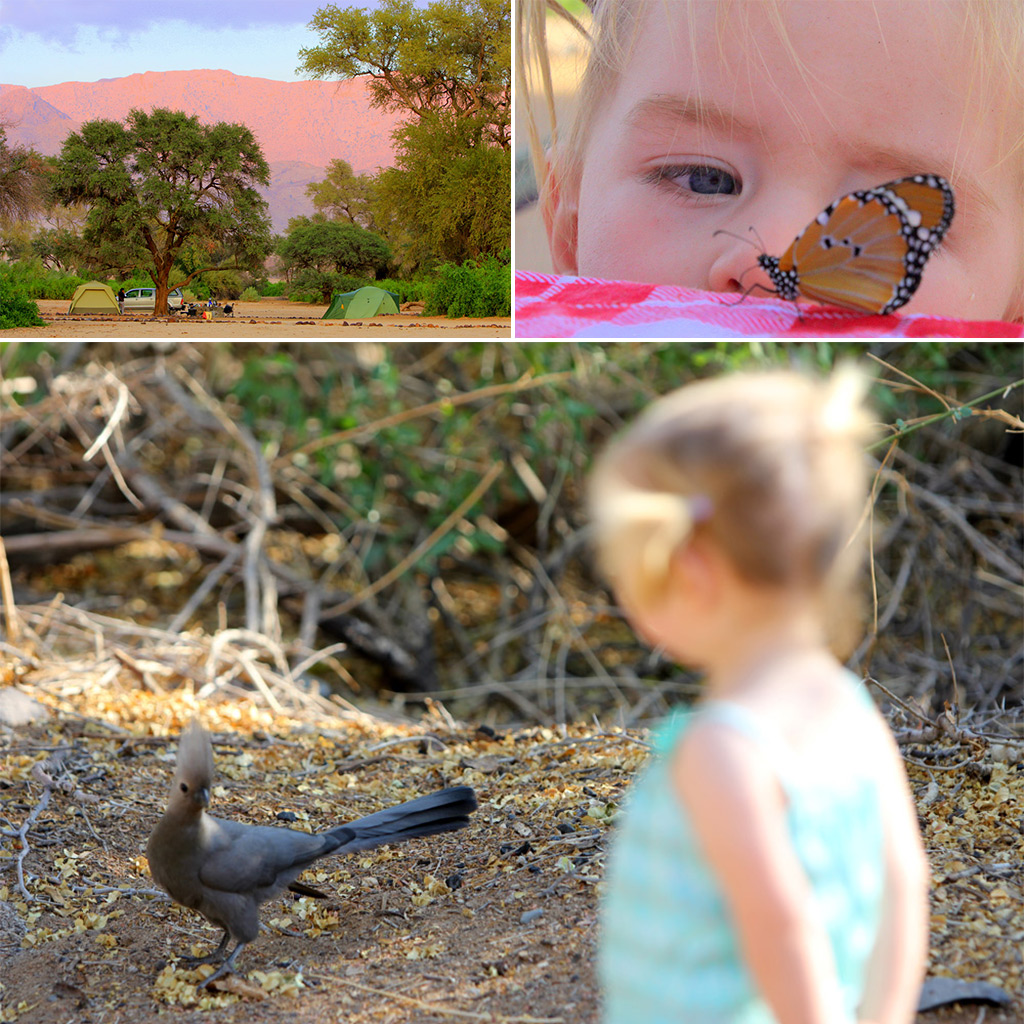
top-left (177, 930), bottom-right (230, 966)
top-left (198, 940), bottom-right (247, 988)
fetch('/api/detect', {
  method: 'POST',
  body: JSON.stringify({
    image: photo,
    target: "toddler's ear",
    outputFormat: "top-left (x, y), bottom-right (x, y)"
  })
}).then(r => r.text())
top-left (542, 161), bottom-right (580, 275)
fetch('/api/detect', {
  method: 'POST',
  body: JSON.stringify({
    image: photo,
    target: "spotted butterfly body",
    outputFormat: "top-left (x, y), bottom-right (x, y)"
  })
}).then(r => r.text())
top-left (756, 174), bottom-right (955, 315)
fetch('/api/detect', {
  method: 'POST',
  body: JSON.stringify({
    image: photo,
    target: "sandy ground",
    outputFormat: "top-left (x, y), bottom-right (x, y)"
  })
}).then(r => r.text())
top-left (1, 684), bottom-right (1018, 1024)
top-left (6, 299), bottom-right (511, 339)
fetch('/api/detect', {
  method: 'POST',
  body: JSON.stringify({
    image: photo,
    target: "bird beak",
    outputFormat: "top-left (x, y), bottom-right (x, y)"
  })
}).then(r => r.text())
top-left (195, 786), bottom-right (210, 808)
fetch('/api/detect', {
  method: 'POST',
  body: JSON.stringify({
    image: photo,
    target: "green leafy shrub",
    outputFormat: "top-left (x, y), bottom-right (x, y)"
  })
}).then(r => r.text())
top-left (117, 275), bottom-right (156, 293)
top-left (239, 286), bottom-right (260, 302)
top-left (0, 258), bottom-right (88, 300)
top-left (0, 272), bottom-right (45, 328)
top-left (261, 282), bottom-right (287, 297)
top-left (204, 271), bottom-right (244, 300)
top-left (289, 271), bottom-right (367, 304)
top-left (376, 278), bottom-right (430, 304)
top-left (426, 255), bottom-right (510, 317)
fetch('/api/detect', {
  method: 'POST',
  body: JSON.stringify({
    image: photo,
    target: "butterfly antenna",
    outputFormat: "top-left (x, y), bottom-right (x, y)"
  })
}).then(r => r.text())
top-left (747, 224), bottom-right (767, 252)
top-left (712, 226), bottom-right (768, 254)
top-left (713, 228), bottom-right (761, 252)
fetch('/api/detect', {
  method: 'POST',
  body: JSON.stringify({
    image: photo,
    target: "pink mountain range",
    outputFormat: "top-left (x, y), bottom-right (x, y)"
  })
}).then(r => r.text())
top-left (0, 69), bottom-right (405, 232)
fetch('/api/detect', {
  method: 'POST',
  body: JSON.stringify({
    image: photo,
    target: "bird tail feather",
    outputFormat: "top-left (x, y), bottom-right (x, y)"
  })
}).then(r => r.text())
top-left (326, 786), bottom-right (476, 853)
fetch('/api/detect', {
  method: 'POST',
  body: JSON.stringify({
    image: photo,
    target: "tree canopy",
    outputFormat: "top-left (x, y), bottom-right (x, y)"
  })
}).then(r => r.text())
top-left (298, 0), bottom-right (510, 271)
top-left (49, 108), bottom-right (273, 315)
top-left (277, 217), bottom-right (392, 302)
top-left (298, 0), bottom-right (510, 149)
top-left (375, 110), bottom-right (509, 267)
top-left (0, 125), bottom-right (48, 241)
top-left (305, 159), bottom-right (376, 229)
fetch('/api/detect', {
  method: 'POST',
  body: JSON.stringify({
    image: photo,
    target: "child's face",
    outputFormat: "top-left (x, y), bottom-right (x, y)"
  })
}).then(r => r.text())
top-left (547, 1), bottom-right (1024, 321)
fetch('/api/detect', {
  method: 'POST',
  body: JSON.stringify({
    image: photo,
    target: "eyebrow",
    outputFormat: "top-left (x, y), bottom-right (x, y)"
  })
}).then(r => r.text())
top-left (624, 95), bottom-right (760, 139)
top-left (622, 93), bottom-right (995, 221)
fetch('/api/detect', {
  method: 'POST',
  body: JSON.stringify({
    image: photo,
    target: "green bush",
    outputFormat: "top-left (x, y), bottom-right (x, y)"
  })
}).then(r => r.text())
top-left (288, 270), bottom-right (367, 304)
top-left (239, 287), bottom-right (260, 302)
top-left (204, 271), bottom-right (244, 300)
top-left (426, 256), bottom-right (511, 317)
top-left (0, 258), bottom-right (88, 300)
top-left (0, 272), bottom-right (45, 329)
top-left (376, 277), bottom-right (430, 304)
top-left (118, 275), bottom-right (156, 292)
top-left (261, 282), bottom-right (287, 297)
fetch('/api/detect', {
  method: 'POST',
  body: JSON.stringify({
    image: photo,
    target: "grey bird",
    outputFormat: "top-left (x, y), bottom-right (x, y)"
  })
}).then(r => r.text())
top-left (146, 719), bottom-right (477, 986)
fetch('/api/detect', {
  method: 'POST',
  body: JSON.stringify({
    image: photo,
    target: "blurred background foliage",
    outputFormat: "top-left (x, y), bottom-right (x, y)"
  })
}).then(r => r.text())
top-left (1, 341), bottom-right (1020, 725)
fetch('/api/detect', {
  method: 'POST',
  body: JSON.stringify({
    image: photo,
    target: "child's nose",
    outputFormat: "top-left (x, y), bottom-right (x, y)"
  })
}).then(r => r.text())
top-left (707, 232), bottom-right (777, 297)
top-left (708, 200), bottom-right (821, 297)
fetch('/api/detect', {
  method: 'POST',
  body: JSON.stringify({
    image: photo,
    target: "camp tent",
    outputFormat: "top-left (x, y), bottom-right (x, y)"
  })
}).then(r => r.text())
top-left (68, 282), bottom-right (120, 315)
top-left (322, 286), bottom-right (400, 320)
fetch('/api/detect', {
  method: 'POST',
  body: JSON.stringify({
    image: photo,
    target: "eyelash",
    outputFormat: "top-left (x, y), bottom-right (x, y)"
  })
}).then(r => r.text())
top-left (645, 163), bottom-right (742, 200)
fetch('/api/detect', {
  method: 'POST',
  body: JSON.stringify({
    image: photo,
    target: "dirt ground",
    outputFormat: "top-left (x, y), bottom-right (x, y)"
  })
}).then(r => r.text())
top-left (0, 678), bottom-right (1020, 1024)
top-left (6, 300), bottom-right (512, 339)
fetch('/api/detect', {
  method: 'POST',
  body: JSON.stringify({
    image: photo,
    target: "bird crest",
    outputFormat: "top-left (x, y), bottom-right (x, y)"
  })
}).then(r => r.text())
top-left (172, 717), bottom-right (215, 800)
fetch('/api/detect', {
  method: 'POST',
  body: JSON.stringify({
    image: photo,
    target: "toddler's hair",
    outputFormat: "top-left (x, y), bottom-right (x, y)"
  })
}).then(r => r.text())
top-left (589, 368), bottom-right (877, 649)
top-left (520, 1), bottom-right (1024, 190)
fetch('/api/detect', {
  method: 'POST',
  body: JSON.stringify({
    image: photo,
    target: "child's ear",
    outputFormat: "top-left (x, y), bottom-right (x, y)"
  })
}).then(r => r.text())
top-left (541, 160), bottom-right (579, 275)
top-left (672, 538), bottom-right (720, 605)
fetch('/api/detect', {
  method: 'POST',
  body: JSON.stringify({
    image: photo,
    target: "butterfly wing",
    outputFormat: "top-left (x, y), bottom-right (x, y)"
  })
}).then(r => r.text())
top-left (775, 175), bottom-right (954, 315)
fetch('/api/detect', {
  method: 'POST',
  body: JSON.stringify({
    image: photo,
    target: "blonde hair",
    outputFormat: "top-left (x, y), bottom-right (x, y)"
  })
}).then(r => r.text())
top-left (517, 1), bottom-right (1024, 316)
top-left (589, 367), bottom-right (877, 652)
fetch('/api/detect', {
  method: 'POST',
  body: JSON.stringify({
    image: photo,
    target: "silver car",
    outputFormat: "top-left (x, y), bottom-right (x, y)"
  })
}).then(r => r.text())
top-left (122, 287), bottom-right (185, 311)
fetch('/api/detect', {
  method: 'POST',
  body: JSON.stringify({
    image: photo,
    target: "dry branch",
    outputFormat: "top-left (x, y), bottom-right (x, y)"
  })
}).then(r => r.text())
top-left (1, 347), bottom-right (1020, 725)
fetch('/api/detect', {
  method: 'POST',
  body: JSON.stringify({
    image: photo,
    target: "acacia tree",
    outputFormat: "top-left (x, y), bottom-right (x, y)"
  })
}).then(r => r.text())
top-left (306, 159), bottom-right (376, 229)
top-left (0, 125), bottom-right (48, 238)
top-left (375, 109), bottom-right (508, 267)
top-left (299, 0), bottom-right (509, 146)
top-left (298, 0), bottom-right (510, 269)
top-left (50, 108), bottom-right (272, 315)
top-left (278, 217), bottom-right (391, 302)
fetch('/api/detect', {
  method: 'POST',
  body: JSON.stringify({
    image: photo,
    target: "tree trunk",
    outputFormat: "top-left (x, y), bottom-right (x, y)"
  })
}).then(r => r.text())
top-left (152, 274), bottom-right (171, 317)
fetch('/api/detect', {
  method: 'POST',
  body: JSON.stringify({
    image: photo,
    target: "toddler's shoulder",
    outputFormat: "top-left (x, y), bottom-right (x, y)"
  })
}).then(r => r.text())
top-left (671, 708), bottom-right (787, 811)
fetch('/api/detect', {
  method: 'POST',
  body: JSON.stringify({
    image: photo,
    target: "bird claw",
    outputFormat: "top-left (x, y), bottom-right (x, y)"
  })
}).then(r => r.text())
top-left (177, 932), bottom-right (230, 967)
top-left (198, 962), bottom-right (235, 989)
top-left (197, 940), bottom-right (246, 988)
top-left (178, 951), bottom-right (224, 967)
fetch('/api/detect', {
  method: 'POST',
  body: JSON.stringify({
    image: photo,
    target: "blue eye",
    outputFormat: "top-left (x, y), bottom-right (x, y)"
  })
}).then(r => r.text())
top-left (651, 164), bottom-right (740, 197)
top-left (682, 166), bottom-right (738, 194)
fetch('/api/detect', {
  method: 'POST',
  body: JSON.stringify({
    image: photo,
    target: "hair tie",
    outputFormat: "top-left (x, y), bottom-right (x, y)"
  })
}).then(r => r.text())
top-left (689, 494), bottom-right (714, 523)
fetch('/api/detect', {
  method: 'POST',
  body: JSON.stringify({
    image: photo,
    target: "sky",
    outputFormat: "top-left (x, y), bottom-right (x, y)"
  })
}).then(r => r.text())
top-left (0, 0), bottom-right (425, 88)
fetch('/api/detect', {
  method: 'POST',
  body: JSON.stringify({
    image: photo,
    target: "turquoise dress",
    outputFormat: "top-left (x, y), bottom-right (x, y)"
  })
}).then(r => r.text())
top-left (601, 677), bottom-right (884, 1024)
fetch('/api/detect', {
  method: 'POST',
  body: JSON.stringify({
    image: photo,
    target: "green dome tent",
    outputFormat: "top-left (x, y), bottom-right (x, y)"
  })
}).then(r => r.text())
top-left (68, 281), bottom-right (120, 314)
top-left (322, 286), bottom-right (400, 319)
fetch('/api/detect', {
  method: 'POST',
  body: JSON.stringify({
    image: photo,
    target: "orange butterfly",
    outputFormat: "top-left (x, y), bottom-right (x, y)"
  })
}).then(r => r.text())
top-left (717, 174), bottom-right (955, 315)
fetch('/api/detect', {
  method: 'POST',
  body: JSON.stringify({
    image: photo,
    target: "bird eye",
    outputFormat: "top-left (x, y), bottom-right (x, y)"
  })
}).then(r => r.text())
top-left (180, 782), bottom-right (189, 793)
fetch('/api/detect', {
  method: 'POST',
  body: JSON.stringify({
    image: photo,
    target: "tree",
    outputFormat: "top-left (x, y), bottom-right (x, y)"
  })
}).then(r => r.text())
top-left (278, 217), bottom-right (392, 302)
top-left (298, 0), bottom-right (510, 149)
top-left (49, 108), bottom-right (272, 315)
top-left (375, 109), bottom-right (509, 268)
top-left (306, 159), bottom-right (376, 229)
top-left (0, 125), bottom-right (48, 232)
top-left (297, 0), bottom-right (510, 269)
top-left (31, 227), bottom-right (83, 272)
